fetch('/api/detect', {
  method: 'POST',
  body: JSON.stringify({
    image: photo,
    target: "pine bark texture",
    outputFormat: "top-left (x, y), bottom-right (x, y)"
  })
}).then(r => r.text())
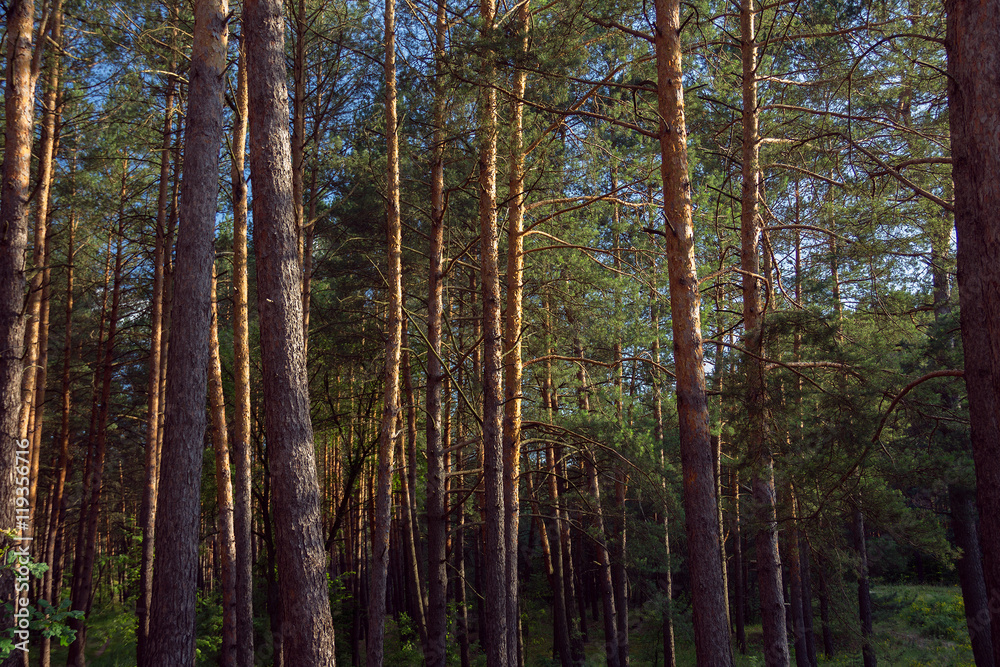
top-left (503, 4), bottom-right (530, 663)
top-left (368, 0), bottom-right (402, 662)
top-left (946, 1), bottom-right (1000, 664)
top-left (424, 2), bottom-right (449, 661)
top-left (949, 485), bottom-right (994, 667)
top-left (652, 0), bottom-right (734, 663)
top-left (230, 33), bottom-right (255, 667)
top-left (138, 65), bottom-right (176, 665)
top-left (246, 0), bottom-right (337, 660)
top-left (147, 0), bottom-right (228, 660)
top-left (210, 270), bottom-right (238, 667)
top-left (739, 1), bottom-right (789, 664)
top-left (479, 0), bottom-right (508, 663)
top-left (0, 2), bottom-right (43, 627)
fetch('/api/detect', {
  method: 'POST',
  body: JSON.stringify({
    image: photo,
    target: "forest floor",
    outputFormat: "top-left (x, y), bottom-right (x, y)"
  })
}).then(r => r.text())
top-left (43, 584), bottom-right (974, 666)
top-left (518, 584), bottom-right (974, 667)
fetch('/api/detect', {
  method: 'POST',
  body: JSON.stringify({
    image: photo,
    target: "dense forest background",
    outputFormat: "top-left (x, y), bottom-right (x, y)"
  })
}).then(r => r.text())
top-left (1, 0), bottom-right (998, 664)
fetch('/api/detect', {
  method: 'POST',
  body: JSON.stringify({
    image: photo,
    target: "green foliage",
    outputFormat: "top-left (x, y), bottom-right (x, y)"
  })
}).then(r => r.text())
top-left (194, 593), bottom-right (224, 664)
top-left (0, 537), bottom-right (83, 660)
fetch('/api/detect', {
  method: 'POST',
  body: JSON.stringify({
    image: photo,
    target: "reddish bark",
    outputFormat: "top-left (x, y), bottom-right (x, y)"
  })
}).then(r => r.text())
top-left (946, 1), bottom-right (1000, 662)
top-left (147, 0), bottom-right (229, 659)
top-left (246, 0), bottom-right (337, 658)
top-left (653, 0), bottom-right (734, 662)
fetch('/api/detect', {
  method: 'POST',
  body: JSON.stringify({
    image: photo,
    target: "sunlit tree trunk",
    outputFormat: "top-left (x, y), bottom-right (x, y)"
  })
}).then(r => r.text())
top-left (230, 31), bottom-right (255, 667)
top-left (652, 0), bottom-right (734, 663)
top-left (503, 3), bottom-right (529, 663)
top-left (22, 3), bottom-right (62, 539)
top-left (210, 268), bottom-right (237, 667)
top-left (424, 0), bottom-right (449, 661)
top-left (738, 1), bottom-right (788, 663)
top-left (0, 0), bottom-right (48, 630)
top-left (368, 0), bottom-right (402, 662)
top-left (478, 0), bottom-right (508, 662)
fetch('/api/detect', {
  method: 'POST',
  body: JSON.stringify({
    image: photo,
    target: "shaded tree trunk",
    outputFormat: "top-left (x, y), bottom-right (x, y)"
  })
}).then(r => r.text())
top-left (68, 165), bottom-right (127, 667)
top-left (652, 261), bottom-right (675, 667)
top-left (138, 48), bottom-right (177, 663)
top-left (738, 1), bottom-right (789, 664)
top-left (399, 334), bottom-right (428, 646)
top-left (949, 485), bottom-right (994, 666)
top-left (147, 0), bottom-right (229, 660)
top-left (785, 486), bottom-right (808, 667)
top-left (851, 506), bottom-right (876, 667)
top-left (943, 28), bottom-right (1000, 636)
top-left (40, 164), bottom-right (74, 667)
top-left (245, 0), bottom-right (337, 659)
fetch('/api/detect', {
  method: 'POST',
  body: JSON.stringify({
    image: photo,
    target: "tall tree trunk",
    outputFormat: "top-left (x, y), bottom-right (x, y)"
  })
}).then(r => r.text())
top-left (368, 0), bottom-right (402, 662)
top-left (785, 486), bottom-right (808, 667)
top-left (210, 268), bottom-right (238, 667)
top-left (610, 219), bottom-right (629, 667)
top-left (400, 332), bottom-right (428, 644)
top-left (230, 31), bottom-right (255, 667)
top-left (545, 441), bottom-right (573, 667)
top-left (926, 171), bottom-right (994, 665)
top-left (652, 0), bottom-right (734, 663)
top-left (69, 227), bottom-right (112, 621)
top-left (40, 167), bottom-right (74, 667)
top-left (0, 0), bottom-right (47, 631)
top-left (738, 2), bottom-right (789, 665)
top-left (732, 469), bottom-right (747, 654)
top-left (585, 450), bottom-right (619, 667)
top-left (798, 535), bottom-right (818, 667)
top-left (817, 556), bottom-right (834, 658)
top-left (503, 4), bottom-right (529, 664)
top-left (245, 0), bottom-right (337, 659)
top-left (67, 165), bottom-right (127, 667)
top-left (138, 51), bottom-right (177, 664)
top-left (652, 260), bottom-right (675, 667)
top-left (478, 0), bottom-right (508, 663)
top-left (950, 485), bottom-right (994, 666)
top-left (23, 3), bottom-right (62, 539)
top-left (424, 1), bottom-right (449, 661)
top-left (851, 506), bottom-right (876, 667)
top-left (146, 0), bottom-right (229, 660)
top-left (544, 289), bottom-right (586, 663)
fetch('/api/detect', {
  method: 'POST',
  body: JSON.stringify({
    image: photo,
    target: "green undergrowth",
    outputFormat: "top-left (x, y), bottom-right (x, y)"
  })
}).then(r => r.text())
top-left (517, 584), bottom-right (974, 667)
